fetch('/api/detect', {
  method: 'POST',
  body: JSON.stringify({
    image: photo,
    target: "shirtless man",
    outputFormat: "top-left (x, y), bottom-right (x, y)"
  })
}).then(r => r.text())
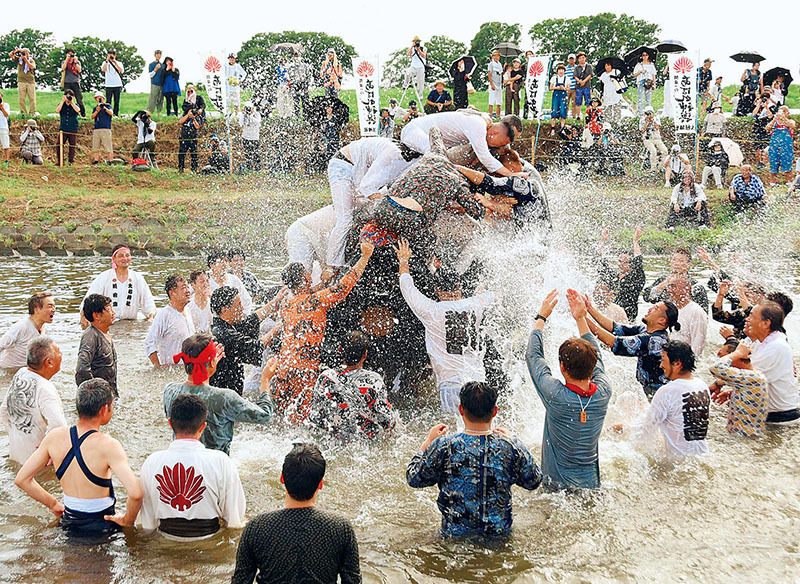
top-left (14, 378), bottom-right (143, 535)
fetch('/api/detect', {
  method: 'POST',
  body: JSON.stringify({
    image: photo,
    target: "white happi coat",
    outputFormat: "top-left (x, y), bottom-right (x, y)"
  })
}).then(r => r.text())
top-left (82, 268), bottom-right (156, 322)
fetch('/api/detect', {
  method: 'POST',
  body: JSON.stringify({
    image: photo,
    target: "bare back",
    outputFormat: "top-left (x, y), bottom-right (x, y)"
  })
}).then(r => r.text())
top-left (44, 425), bottom-right (117, 499)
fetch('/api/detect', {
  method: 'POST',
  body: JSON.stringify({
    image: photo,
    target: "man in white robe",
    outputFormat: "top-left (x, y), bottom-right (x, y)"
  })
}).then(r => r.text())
top-left (187, 270), bottom-right (213, 333)
top-left (207, 250), bottom-right (252, 314)
top-left (145, 275), bottom-right (196, 366)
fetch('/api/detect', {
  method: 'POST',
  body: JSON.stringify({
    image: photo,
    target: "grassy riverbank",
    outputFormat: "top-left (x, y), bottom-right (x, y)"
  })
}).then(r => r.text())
top-left (1, 163), bottom-right (798, 257)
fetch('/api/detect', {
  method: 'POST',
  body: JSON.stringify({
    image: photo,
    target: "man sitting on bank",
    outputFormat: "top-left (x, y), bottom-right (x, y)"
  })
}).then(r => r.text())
top-left (140, 394), bottom-right (246, 540)
top-left (14, 379), bottom-right (143, 536)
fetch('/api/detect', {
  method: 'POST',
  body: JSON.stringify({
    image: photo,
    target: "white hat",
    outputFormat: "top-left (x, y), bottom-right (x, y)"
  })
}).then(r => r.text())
top-left (93, 91), bottom-right (104, 99)
top-left (568, 53), bottom-right (576, 60)
top-left (644, 105), bottom-right (654, 114)
top-left (671, 144), bottom-right (681, 152)
top-left (602, 122), bottom-right (611, 130)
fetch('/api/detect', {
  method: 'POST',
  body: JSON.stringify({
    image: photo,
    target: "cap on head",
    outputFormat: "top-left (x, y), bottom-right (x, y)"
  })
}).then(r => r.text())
top-left (590, 97), bottom-right (601, 105)
top-left (228, 53), bottom-right (236, 59)
top-left (94, 91), bottom-right (104, 99)
top-left (704, 58), bottom-right (713, 64)
top-left (644, 105), bottom-right (654, 114)
top-left (568, 53), bottom-right (576, 60)
top-left (671, 144), bottom-right (681, 152)
top-left (491, 49), bottom-right (501, 57)
top-left (26, 119), bottom-right (37, 128)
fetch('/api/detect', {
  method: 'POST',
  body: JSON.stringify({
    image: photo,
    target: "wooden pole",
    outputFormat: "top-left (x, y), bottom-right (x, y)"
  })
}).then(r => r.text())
top-left (59, 130), bottom-right (63, 166)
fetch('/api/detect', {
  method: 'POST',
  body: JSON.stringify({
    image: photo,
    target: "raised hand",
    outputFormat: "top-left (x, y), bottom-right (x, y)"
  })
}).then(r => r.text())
top-left (539, 289), bottom-right (559, 319)
top-left (566, 288), bottom-right (587, 320)
top-left (393, 238), bottom-right (412, 263)
top-left (359, 238), bottom-right (375, 260)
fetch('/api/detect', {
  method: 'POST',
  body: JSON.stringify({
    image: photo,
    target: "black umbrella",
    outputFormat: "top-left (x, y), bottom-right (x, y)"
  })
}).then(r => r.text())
top-left (624, 46), bottom-right (657, 71)
top-left (730, 51), bottom-right (765, 63)
top-left (763, 67), bottom-right (793, 94)
top-left (491, 42), bottom-right (522, 58)
top-left (305, 96), bottom-right (349, 130)
top-left (656, 40), bottom-right (687, 54)
top-left (449, 55), bottom-right (477, 79)
top-left (594, 57), bottom-right (629, 77)
top-left (271, 42), bottom-right (304, 54)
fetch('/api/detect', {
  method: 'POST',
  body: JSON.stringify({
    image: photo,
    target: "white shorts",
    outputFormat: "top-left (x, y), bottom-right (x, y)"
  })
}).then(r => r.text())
top-left (488, 88), bottom-right (503, 106)
top-left (0, 129), bottom-right (9, 149)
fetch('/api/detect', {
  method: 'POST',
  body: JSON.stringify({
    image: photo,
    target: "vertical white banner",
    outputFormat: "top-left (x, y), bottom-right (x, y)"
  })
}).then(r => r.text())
top-left (203, 55), bottom-right (227, 115)
top-left (353, 56), bottom-right (380, 137)
top-left (525, 55), bottom-right (551, 120)
top-left (668, 52), bottom-right (698, 134)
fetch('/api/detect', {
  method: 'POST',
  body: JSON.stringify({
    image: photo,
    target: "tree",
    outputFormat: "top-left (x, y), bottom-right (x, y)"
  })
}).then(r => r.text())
top-left (238, 31), bottom-right (356, 106)
top-left (469, 22), bottom-right (522, 90)
top-left (43, 37), bottom-right (145, 91)
top-left (0, 29), bottom-right (56, 88)
top-left (426, 36), bottom-right (468, 83)
top-left (381, 47), bottom-right (409, 89)
top-left (528, 13), bottom-right (659, 65)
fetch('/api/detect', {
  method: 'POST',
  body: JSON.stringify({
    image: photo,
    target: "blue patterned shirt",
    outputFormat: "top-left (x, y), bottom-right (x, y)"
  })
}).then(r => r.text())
top-left (406, 432), bottom-right (541, 537)
top-left (730, 174), bottom-right (766, 202)
top-left (611, 323), bottom-right (669, 389)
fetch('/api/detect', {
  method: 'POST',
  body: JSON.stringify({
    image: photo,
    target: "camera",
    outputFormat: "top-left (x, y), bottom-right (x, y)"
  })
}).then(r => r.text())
top-left (14, 50), bottom-right (22, 58)
top-left (66, 95), bottom-right (73, 101)
top-left (414, 41), bottom-right (421, 47)
top-left (191, 108), bottom-right (200, 116)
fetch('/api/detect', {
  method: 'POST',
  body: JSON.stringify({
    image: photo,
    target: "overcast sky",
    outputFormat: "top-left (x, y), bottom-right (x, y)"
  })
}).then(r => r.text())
top-left (20, 0), bottom-right (800, 93)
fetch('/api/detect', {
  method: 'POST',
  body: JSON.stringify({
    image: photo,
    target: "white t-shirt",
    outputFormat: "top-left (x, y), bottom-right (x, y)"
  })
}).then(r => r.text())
top-left (599, 72), bottom-right (621, 105)
top-left (399, 273), bottom-right (494, 388)
top-left (139, 439), bottom-right (246, 540)
top-left (0, 368), bottom-right (66, 464)
top-left (670, 184), bottom-right (707, 208)
top-left (400, 111), bottom-right (502, 173)
top-left (751, 331), bottom-right (799, 412)
top-left (224, 62), bottom-right (246, 92)
top-left (241, 110), bottom-right (261, 141)
top-left (671, 301), bottom-right (708, 357)
top-left (348, 137), bottom-right (415, 197)
top-left (0, 103), bottom-right (9, 131)
top-left (144, 305), bottom-right (196, 365)
top-left (410, 47), bottom-right (426, 70)
top-left (104, 60), bottom-right (124, 88)
top-left (187, 295), bottom-right (212, 333)
top-left (636, 377), bottom-right (710, 457)
top-left (488, 60), bottom-right (503, 88)
top-left (83, 268), bottom-right (157, 322)
top-left (634, 62), bottom-right (656, 82)
top-left (209, 273), bottom-right (252, 315)
top-left (136, 119), bottom-right (157, 144)
top-left (0, 317), bottom-right (45, 369)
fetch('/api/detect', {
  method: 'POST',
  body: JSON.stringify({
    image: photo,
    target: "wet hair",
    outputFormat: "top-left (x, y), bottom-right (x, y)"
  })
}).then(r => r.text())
top-left (766, 292), bottom-right (793, 317)
top-left (210, 286), bottom-right (238, 315)
top-left (757, 300), bottom-right (785, 333)
top-left (169, 394), bottom-right (208, 435)
top-left (282, 262), bottom-right (308, 291)
top-left (433, 267), bottom-right (461, 293)
top-left (721, 337), bottom-right (740, 354)
top-left (27, 337), bottom-right (56, 369)
top-left (662, 340), bottom-right (696, 372)
top-left (674, 247), bottom-right (691, 260)
top-left (165, 274), bottom-right (185, 298)
top-left (341, 331), bottom-right (370, 366)
top-left (76, 379), bottom-right (114, 418)
top-left (189, 269), bottom-right (206, 285)
top-left (459, 381), bottom-right (497, 422)
top-left (227, 246), bottom-right (246, 261)
top-left (111, 243), bottom-right (129, 255)
top-left (181, 332), bottom-right (214, 375)
top-left (28, 292), bottom-right (53, 315)
top-left (206, 249), bottom-right (227, 267)
top-left (498, 149), bottom-right (522, 173)
top-left (83, 294), bottom-right (111, 323)
top-left (282, 443), bottom-right (326, 501)
top-left (500, 115), bottom-right (523, 143)
top-left (664, 301), bottom-right (681, 331)
top-left (558, 337), bottom-right (598, 380)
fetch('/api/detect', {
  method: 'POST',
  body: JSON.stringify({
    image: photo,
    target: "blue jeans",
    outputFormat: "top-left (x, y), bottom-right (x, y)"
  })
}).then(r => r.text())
top-left (551, 90), bottom-right (567, 119)
top-left (637, 79), bottom-right (652, 114)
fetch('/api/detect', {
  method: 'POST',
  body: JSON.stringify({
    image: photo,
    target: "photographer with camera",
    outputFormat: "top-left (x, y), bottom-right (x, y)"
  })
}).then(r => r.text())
top-left (55, 89), bottom-right (81, 166)
top-left (132, 109), bottom-right (157, 162)
top-left (178, 85), bottom-right (206, 173)
top-left (0, 90), bottom-right (10, 165)
top-left (61, 49), bottom-right (85, 117)
top-left (19, 119), bottom-right (45, 165)
top-left (201, 134), bottom-right (230, 174)
top-left (101, 49), bottom-right (125, 116)
top-left (403, 100), bottom-right (421, 122)
top-left (91, 92), bottom-right (114, 166)
top-left (640, 106), bottom-right (667, 172)
top-left (8, 47), bottom-right (36, 115)
top-left (406, 37), bottom-right (428, 103)
top-left (241, 101), bottom-right (262, 172)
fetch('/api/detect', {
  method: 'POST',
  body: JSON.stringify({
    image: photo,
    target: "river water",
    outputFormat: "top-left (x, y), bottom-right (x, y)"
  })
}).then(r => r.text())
top-left (0, 242), bottom-right (798, 582)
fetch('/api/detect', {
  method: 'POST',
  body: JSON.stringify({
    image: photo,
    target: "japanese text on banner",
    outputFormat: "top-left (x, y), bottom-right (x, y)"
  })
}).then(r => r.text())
top-left (668, 53), bottom-right (698, 134)
top-left (353, 57), bottom-right (380, 137)
top-left (525, 55), bottom-right (551, 120)
top-left (203, 55), bottom-right (227, 115)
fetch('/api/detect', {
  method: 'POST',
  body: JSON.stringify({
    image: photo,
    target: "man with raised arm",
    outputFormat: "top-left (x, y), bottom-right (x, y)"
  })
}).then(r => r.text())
top-left (14, 379), bottom-right (142, 536)
top-left (525, 289), bottom-right (613, 489)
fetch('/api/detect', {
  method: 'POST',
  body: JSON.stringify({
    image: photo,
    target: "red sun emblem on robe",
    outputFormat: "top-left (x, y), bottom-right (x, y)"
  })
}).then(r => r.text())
top-left (528, 61), bottom-right (544, 77)
top-left (673, 56), bottom-right (693, 74)
top-left (357, 61), bottom-right (374, 77)
top-left (204, 56), bottom-right (222, 73)
top-left (156, 463), bottom-right (206, 511)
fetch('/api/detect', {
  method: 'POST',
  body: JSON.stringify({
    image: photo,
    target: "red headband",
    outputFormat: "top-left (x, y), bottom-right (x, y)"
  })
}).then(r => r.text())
top-left (173, 341), bottom-right (218, 385)
top-left (111, 246), bottom-right (131, 269)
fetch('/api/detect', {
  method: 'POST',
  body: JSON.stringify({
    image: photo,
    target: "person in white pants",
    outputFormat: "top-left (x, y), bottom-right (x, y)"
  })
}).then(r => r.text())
top-left (406, 37), bottom-right (427, 103)
top-left (326, 138), bottom-right (417, 267)
top-left (286, 205), bottom-right (337, 273)
top-left (640, 107), bottom-right (667, 171)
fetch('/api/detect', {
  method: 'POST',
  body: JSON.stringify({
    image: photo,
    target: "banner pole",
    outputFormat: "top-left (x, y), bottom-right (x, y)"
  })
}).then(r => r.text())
top-left (532, 55), bottom-right (552, 165)
top-left (59, 131), bottom-right (63, 166)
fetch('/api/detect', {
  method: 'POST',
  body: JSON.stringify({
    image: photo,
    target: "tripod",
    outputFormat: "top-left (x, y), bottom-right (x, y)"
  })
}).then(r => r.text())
top-left (140, 147), bottom-right (158, 170)
top-left (398, 68), bottom-right (424, 108)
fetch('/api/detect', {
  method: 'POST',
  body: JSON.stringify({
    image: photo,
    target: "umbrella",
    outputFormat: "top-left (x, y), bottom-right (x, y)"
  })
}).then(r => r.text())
top-left (594, 57), bottom-right (629, 77)
top-left (491, 42), bottom-right (522, 58)
top-left (711, 138), bottom-right (744, 167)
top-left (305, 95), bottom-right (349, 129)
top-left (449, 55), bottom-right (477, 79)
top-left (624, 45), bottom-right (658, 70)
top-left (730, 51), bottom-right (765, 63)
top-left (271, 42), bottom-right (304, 54)
top-left (656, 40), bottom-right (687, 54)
top-left (763, 67), bottom-right (793, 95)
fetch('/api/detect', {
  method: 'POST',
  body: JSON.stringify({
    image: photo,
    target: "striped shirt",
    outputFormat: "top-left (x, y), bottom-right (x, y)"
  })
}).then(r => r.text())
top-left (565, 65), bottom-right (576, 90)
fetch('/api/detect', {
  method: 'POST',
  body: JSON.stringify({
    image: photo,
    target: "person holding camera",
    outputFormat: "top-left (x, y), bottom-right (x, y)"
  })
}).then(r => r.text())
top-left (101, 49), bottom-right (125, 116)
top-left (633, 50), bottom-right (656, 115)
top-left (55, 89), bottom-right (80, 165)
top-left (406, 37), bottom-right (428, 103)
top-left (19, 119), bottom-right (45, 165)
top-left (0, 90), bottom-right (10, 165)
top-left (91, 92), bottom-right (113, 165)
top-left (241, 101), bottom-right (262, 172)
top-left (132, 110), bottom-right (156, 161)
top-left (201, 134), bottom-right (229, 174)
top-left (640, 106), bottom-right (667, 171)
top-left (147, 50), bottom-right (165, 114)
top-left (9, 47), bottom-right (36, 115)
top-left (61, 49), bottom-right (85, 117)
top-left (320, 49), bottom-right (343, 98)
top-left (178, 85), bottom-right (206, 173)
top-left (751, 91), bottom-right (774, 169)
top-left (403, 100), bottom-right (421, 122)
top-left (162, 57), bottom-right (181, 116)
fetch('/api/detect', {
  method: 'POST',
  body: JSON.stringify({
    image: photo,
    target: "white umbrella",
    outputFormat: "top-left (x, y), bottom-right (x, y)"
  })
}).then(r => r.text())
top-left (712, 138), bottom-right (744, 167)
